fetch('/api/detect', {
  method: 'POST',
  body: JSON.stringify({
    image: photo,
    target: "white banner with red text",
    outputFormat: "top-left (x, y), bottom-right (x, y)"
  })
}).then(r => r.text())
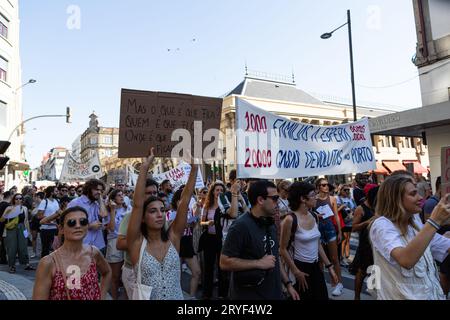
top-left (236, 98), bottom-right (376, 179)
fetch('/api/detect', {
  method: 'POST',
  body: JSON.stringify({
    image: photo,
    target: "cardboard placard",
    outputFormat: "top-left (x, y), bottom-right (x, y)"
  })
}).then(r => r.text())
top-left (441, 146), bottom-right (450, 195)
top-left (119, 89), bottom-right (223, 158)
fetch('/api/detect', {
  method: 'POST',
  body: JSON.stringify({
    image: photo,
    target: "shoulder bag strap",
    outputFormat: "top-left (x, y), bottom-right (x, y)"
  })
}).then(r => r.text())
top-left (137, 237), bottom-right (147, 286)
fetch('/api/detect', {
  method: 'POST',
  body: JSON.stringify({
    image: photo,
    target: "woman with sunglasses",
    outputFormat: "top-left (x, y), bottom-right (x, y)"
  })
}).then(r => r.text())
top-left (0, 193), bottom-right (34, 273)
top-left (336, 184), bottom-right (356, 265)
top-left (127, 148), bottom-right (198, 300)
top-left (314, 178), bottom-right (344, 296)
top-left (280, 182), bottom-right (338, 300)
top-left (33, 206), bottom-right (112, 300)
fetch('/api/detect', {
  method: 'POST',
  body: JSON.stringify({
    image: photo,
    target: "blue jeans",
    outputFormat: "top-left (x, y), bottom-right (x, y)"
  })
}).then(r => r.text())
top-left (318, 218), bottom-right (337, 245)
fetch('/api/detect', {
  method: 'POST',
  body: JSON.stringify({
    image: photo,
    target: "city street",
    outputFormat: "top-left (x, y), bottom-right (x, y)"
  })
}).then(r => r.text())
top-left (0, 234), bottom-right (374, 300)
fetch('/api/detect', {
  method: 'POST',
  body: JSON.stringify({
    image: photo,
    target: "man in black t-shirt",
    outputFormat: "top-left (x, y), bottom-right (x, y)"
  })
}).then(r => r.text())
top-left (220, 180), bottom-right (299, 300)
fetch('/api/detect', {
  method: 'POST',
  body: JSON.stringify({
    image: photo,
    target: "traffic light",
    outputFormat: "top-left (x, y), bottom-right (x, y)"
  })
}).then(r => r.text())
top-left (0, 141), bottom-right (11, 171)
top-left (66, 107), bottom-right (71, 123)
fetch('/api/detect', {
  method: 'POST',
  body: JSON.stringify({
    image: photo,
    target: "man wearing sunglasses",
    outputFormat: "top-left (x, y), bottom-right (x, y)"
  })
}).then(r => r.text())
top-left (220, 180), bottom-right (299, 300)
top-left (68, 179), bottom-right (108, 253)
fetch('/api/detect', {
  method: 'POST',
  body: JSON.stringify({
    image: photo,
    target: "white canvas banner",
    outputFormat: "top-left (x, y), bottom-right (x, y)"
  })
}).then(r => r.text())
top-left (60, 152), bottom-right (102, 182)
top-left (152, 162), bottom-right (204, 191)
top-left (236, 98), bottom-right (376, 179)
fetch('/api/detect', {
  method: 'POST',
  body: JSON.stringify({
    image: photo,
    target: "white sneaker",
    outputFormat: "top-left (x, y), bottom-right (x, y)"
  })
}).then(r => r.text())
top-left (331, 283), bottom-right (344, 296)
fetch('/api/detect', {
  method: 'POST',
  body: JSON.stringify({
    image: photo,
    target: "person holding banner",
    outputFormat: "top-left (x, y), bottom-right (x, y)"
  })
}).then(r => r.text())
top-left (116, 178), bottom-right (159, 300)
top-left (314, 178), bottom-right (344, 296)
top-left (369, 174), bottom-right (450, 300)
top-left (127, 147), bottom-right (198, 300)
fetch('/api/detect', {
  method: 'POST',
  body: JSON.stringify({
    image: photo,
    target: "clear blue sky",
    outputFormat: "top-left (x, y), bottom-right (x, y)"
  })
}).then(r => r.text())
top-left (20, 0), bottom-right (421, 168)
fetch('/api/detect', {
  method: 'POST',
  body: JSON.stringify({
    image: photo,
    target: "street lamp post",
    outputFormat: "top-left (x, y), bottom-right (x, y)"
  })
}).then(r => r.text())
top-left (3, 108), bottom-right (71, 189)
top-left (321, 9), bottom-right (357, 122)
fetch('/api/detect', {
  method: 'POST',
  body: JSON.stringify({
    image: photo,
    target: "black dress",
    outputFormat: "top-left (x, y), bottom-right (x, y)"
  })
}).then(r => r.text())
top-left (349, 203), bottom-right (374, 275)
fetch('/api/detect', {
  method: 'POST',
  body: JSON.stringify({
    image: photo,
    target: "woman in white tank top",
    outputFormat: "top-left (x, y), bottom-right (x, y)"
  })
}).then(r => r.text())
top-left (280, 182), bottom-right (338, 300)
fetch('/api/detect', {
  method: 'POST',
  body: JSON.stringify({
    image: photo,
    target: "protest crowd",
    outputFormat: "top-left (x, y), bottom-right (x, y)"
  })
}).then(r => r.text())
top-left (0, 150), bottom-right (448, 301)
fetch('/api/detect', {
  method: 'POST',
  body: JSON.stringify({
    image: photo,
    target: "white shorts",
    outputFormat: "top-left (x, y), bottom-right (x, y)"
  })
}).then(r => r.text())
top-left (122, 264), bottom-right (137, 299)
top-left (106, 238), bottom-right (124, 263)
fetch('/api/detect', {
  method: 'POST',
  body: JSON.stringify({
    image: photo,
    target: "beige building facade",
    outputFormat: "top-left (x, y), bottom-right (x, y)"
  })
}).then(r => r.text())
top-left (220, 76), bottom-right (429, 182)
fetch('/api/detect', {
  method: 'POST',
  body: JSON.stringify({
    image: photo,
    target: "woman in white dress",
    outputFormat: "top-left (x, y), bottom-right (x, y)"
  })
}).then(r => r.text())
top-left (369, 174), bottom-right (450, 300)
top-left (127, 147), bottom-right (198, 300)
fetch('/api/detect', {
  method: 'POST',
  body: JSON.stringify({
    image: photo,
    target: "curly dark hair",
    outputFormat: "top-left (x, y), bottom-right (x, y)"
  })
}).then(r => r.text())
top-left (288, 182), bottom-right (315, 211)
top-left (82, 179), bottom-right (105, 197)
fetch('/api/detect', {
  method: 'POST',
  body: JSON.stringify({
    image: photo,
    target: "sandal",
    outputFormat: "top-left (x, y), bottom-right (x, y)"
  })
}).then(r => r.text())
top-left (25, 265), bottom-right (35, 271)
top-left (9, 267), bottom-right (16, 274)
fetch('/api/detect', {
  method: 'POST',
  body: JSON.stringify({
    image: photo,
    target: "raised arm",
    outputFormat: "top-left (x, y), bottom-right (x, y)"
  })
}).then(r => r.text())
top-left (127, 147), bottom-right (155, 265)
top-left (391, 196), bottom-right (450, 269)
top-left (169, 163), bottom-right (199, 251)
top-left (228, 181), bottom-right (240, 219)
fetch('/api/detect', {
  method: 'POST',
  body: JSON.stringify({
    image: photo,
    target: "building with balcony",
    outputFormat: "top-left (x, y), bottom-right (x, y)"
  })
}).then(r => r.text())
top-left (0, 0), bottom-right (28, 188)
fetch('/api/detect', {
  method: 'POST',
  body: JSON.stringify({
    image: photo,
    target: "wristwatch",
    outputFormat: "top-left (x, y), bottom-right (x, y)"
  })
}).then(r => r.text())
top-left (283, 280), bottom-right (293, 287)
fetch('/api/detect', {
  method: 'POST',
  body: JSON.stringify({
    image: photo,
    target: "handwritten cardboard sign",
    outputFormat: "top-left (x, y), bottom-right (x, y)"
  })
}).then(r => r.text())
top-left (236, 98), bottom-right (376, 179)
top-left (441, 146), bottom-right (450, 195)
top-left (119, 89), bottom-right (223, 158)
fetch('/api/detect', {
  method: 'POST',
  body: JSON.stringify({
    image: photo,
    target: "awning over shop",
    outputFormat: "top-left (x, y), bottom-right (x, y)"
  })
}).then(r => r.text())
top-left (383, 161), bottom-right (406, 173)
top-left (403, 161), bottom-right (428, 174)
top-left (372, 162), bottom-right (389, 174)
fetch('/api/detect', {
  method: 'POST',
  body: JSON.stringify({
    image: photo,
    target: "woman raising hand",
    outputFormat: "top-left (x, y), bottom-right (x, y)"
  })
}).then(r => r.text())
top-left (127, 147), bottom-right (199, 300)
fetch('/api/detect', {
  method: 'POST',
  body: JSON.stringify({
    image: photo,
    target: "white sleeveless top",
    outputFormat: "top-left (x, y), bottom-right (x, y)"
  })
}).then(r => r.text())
top-left (139, 242), bottom-right (184, 300)
top-left (293, 215), bottom-right (321, 263)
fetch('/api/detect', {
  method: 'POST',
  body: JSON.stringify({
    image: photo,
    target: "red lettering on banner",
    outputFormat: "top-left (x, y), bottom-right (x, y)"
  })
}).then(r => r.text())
top-left (350, 125), bottom-right (366, 133)
top-left (244, 112), bottom-right (267, 133)
top-left (353, 133), bottom-right (366, 141)
top-left (168, 168), bottom-right (184, 182)
top-left (245, 148), bottom-right (272, 168)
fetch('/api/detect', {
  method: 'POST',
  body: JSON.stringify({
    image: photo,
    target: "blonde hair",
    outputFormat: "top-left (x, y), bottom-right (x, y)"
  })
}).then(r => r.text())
top-left (375, 174), bottom-right (419, 235)
top-left (277, 180), bottom-right (291, 193)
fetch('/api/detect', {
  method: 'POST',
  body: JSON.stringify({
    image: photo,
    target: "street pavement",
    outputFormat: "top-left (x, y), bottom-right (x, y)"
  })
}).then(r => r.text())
top-left (0, 233), bottom-right (374, 300)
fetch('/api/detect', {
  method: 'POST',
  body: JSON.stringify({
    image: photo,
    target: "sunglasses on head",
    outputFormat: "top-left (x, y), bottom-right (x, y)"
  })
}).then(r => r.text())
top-left (66, 218), bottom-right (89, 228)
